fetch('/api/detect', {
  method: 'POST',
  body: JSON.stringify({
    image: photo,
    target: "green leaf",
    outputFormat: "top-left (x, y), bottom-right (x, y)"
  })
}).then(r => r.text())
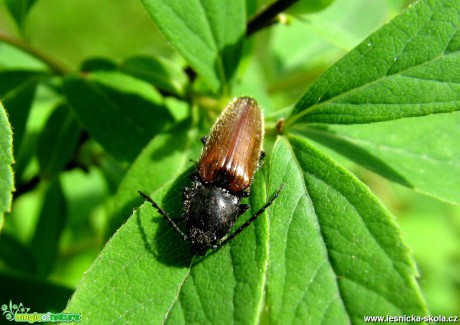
top-left (80, 57), bottom-right (118, 72)
top-left (65, 135), bottom-right (426, 321)
top-left (66, 168), bottom-right (270, 323)
top-left (0, 70), bottom-right (40, 151)
top-left (288, 0), bottom-right (460, 125)
top-left (141, 0), bottom-right (246, 93)
top-left (0, 101), bottom-right (14, 231)
top-left (37, 103), bottom-right (81, 179)
top-left (300, 112), bottom-right (460, 205)
top-left (120, 56), bottom-right (188, 96)
top-left (29, 179), bottom-right (66, 277)
top-left (265, 135), bottom-right (426, 323)
top-left (286, 0), bottom-right (335, 14)
top-left (5, 0), bottom-right (37, 30)
top-left (63, 72), bottom-right (174, 162)
top-left (109, 119), bottom-right (202, 236)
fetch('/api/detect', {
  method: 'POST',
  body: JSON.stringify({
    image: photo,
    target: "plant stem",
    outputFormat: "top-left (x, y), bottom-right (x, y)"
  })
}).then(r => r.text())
top-left (0, 30), bottom-right (69, 74)
top-left (247, 0), bottom-right (299, 36)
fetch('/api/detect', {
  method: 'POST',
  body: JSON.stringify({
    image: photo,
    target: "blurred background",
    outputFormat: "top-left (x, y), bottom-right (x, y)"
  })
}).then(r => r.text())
top-left (0, 0), bottom-right (458, 316)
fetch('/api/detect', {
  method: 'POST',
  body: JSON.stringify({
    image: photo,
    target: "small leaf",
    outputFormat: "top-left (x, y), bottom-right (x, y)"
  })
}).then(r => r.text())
top-left (65, 169), bottom-right (271, 323)
top-left (286, 0), bottom-right (335, 14)
top-left (80, 58), bottom-right (117, 72)
top-left (301, 112), bottom-right (460, 205)
top-left (29, 179), bottom-right (66, 277)
top-left (289, 0), bottom-right (460, 125)
top-left (0, 101), bottom-right (15, 231)
top-left (109, 118), bottom-right (202, 235)
top-left (37, 103), bottom-right (81, 179)
top-left (63, 72), bottom-right (173, 162)
top-left (5, 0), bottom-right (37, 30)
top-left (120, 56), bottom-right (188, 96)
top-left (265, 136), bottom-right (426, 322)
top-left (141, 0), bottom-right (246, 93)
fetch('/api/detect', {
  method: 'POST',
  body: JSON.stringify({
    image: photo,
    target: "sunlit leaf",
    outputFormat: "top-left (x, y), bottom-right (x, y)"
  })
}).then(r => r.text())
top-left (141, 0), bottom-right (246, 93)
top-left (66, 168), bottom-right (270, 323)
top-left (265, 136), bottom-right (426, 323)
top-left (64, 134), bottom-right (426, 322)
top-left (289, 0), bottom-right (460, 125)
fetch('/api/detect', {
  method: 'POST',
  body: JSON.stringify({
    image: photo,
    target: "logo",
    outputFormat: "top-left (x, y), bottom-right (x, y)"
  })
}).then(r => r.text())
top-left (1, 301), bottom-right (81, 323)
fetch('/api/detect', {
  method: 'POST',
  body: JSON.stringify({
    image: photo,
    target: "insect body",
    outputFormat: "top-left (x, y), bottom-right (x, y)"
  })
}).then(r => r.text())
top-left (139, 97), bottom-right (283, 256)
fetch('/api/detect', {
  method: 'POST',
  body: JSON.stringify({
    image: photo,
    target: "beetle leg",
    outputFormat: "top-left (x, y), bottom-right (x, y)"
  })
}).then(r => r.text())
top-left (138, 191), bottom-right (188, 240)
top-left (201, 136), bottom-right (208, 145)
top-left (238, 204), bottom-right (249, 214)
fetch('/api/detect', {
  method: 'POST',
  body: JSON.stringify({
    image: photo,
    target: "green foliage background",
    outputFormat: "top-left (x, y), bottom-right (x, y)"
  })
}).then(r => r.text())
top-left (0, 0), bottom-right (459, 323)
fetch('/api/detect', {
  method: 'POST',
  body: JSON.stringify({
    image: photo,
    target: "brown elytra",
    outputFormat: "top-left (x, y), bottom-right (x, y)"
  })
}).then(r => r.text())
top-left (198, 97), bottom-right (263, 193)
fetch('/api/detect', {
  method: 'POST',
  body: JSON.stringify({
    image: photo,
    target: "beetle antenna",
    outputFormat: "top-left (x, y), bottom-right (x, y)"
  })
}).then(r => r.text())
top-left (138, 191), bottom-right (188, 240)
top-left (213, 184), bottom-right (285, 249)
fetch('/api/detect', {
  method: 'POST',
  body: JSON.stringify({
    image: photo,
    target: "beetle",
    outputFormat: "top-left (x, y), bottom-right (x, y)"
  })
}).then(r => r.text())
top-left (139, 97), bottom-right (283, 256)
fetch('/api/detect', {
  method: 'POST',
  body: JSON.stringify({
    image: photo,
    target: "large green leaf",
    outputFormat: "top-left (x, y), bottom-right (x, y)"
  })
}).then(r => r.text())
top-left (64, 135), bottom-right (425, 322)
top-left (288, 0), bottom-right (460, 125)
top-left (63, 72), bottom-right (173, 162)
top-left (265, 136), bottom-right (426, 323)
top-left (0, 101), bottom-right (14, 231)
top-left (141, 0), bottom-right (246, 93)
top-left (65, 168), bottom-right (270, 323)
top-left (298, 112), bottom-right (460, 205)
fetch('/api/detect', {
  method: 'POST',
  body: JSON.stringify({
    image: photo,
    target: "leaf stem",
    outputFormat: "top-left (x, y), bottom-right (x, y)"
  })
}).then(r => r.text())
top-left (246, 0), bottom-right (299, 36)
top-left (0, 30), bottom-right (69, 74)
